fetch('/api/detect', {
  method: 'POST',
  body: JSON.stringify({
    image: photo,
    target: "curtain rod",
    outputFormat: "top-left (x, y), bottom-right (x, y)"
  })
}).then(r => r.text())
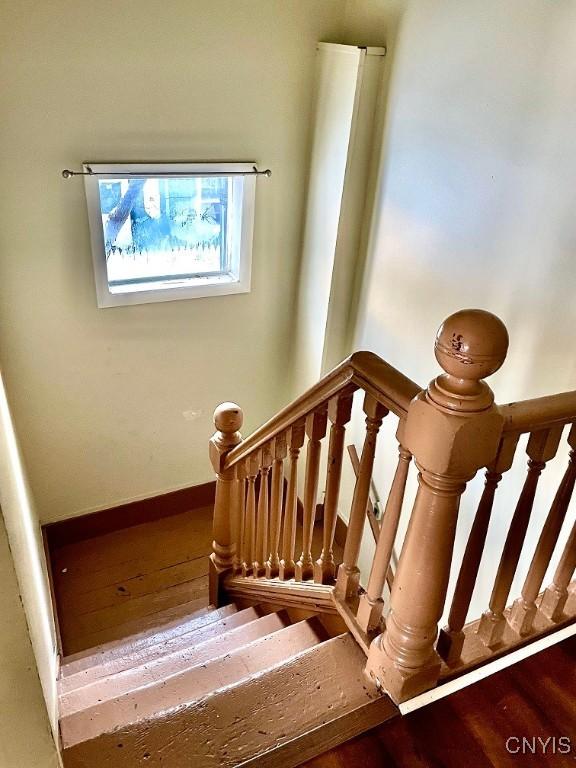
top-left (62, 165), bottom-right (272, 179)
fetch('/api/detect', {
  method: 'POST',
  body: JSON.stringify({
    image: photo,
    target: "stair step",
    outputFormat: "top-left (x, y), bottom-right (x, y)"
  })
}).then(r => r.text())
top-left (61, 633), bottom-right (398, 768)
top-left (60, 616), bottom-right (328, 749)
top-left (60, 605), bottom-right (262, 689)
top-left (60, 610), bottom-right (292, 713)
top-left (61, 602), bottom-right (238, 677)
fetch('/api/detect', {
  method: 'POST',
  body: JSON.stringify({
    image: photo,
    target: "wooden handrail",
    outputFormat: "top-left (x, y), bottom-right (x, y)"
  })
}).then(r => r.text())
top-left (500, 390), bottom-right (576, 434)
top-left (223, 351), bottom-right (421, 470)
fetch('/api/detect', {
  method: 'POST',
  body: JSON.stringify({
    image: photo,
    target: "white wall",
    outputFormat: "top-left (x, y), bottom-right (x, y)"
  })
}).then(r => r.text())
top-left (0, 511), bottom-right (59, 767)
top-left (351, 0), bottom-right (576, 621)
top-left (0, 0), bottom-right (346, 523)
top-left (0, 371), bottom-right (59, 735)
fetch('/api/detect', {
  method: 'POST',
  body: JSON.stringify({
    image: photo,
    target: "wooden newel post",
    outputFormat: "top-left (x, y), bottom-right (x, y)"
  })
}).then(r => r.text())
top-left (366, 309), bottom-right (508, 702)
top-left (209, 402), bottom-right (243, 606)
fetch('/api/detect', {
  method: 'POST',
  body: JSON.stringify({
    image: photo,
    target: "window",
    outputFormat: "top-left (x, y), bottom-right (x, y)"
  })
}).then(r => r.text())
top-left (84, 163), bottom-right (256, 307)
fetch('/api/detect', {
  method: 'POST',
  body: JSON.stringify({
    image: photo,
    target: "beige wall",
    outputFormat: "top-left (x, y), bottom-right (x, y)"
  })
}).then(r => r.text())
top-left (0, 514), bottom-right (59, 767)
top-left (350, 0), bottom-right (576, 619)
top-left (0, 0), bottom-right (346, 523)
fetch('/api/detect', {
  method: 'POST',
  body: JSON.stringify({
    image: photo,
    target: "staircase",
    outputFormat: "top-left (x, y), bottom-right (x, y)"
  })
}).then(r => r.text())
top-left (57, 309), bottom-right (576, 767)
top-left (59, 603), bottom-right (397, 767)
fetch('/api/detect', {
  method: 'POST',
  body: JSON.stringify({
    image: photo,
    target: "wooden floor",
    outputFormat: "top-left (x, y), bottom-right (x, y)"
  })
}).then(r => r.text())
top-left (51, 505), bottom-right (213, 655)
top-left (50, 503), bottom-right (342, 656)
top-left (302, 635), bottom-right (576, 768)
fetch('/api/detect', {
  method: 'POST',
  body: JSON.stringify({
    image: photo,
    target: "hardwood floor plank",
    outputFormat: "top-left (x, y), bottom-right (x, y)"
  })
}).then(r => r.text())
top-left (58, 556), bottom-right (208, 616)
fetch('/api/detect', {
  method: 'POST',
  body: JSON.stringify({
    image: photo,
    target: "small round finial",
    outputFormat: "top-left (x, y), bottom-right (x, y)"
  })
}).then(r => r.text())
top-left (214, 402), bottom-right (243, 434)
top-left (434, 309), bottom-right (508, 382)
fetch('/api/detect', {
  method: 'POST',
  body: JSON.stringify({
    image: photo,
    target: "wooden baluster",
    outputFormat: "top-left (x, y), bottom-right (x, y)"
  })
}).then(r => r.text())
top-left (540, 516), bottom-right (576, 622)
top-left (366, 309), bottom-right (508, 703)
top-left (296, 410), bottom-right (328, 581)
top-left (279, 421), bottom-right (305, 580)
top-left (314, 392), bottom-right (354, 584)
top-left (266, 433), bottom-right (287, 578)
top-left (336, 393), bottom-right (388, 600)
top-left (510, 424), bottom-right (576, 634)
top-left (209, 402), bottom-right (243, 606)
top-left (254, 445), bottom-right (272, 577)
top-left (235, 463), bottom-right (247, 574)
top-left (242, 454), bottom-right (259, 577)
top-left (437, 433), bottom-right (518, 665)
top-left (356, 440), bottom-right (412, 632)
top-left (477, 425), bottom-right (563, 647)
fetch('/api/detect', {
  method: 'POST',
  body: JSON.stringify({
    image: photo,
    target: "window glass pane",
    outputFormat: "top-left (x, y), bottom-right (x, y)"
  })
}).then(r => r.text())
top-left (98, 176), bottom-right (230, 291)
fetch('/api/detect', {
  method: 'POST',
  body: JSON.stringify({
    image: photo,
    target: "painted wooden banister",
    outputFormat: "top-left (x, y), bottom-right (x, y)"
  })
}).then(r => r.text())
top-left (222, 352), bottom-right (420, 471)
top-left (209, 310), bottom-right (576, 706)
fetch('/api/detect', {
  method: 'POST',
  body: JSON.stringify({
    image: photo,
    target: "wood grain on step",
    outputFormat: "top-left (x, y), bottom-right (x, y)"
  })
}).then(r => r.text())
top-left (61, 633), bottom-right (398, 768)
top-left (60, 605), bottom-right (256, 687)
top-left (60, 611), bottom-right (292, 714)
top-left (61, 600), bottom-right (223, 671)
top-left (61, 617), bottom-right (328, 748)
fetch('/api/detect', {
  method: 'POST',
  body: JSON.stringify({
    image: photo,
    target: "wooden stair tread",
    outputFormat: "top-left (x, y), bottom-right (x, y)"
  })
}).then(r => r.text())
top-left (60, 604), bottom-right (258, 686)
top-left (60, 610), bottom-right (293, 714)
top-left (61, 602), bottom-right (237, 675)
top-left (60, 616), bottom-right (329, 748)
top-left (61, 632), bottom-right (398, 768)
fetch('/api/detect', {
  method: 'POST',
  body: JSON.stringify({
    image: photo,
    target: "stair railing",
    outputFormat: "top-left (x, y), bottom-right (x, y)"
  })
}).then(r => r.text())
top-left (210, 309), bottom-right (576, 705)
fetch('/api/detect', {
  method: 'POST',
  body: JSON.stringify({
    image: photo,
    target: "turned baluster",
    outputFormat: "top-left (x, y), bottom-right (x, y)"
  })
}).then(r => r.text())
top-left (234, 462), bottom-right (247, 574)
top-left (296, 410), bottom-right (328, 581)
top-left (437, 433), bottom-right (518, 665)
top-left (336, 393), bottom-right (388, 600)
top-left (209, 403), bottom-right (244, 605)
top-left (242, 454), bottom-right (259, 577)
top-left (279, 421), bottom-right (305, 580)
top-left (477, 425), bottom-right (563, 646)
top-left (366, 310), bottom-right (508, 703)
top-left (314, 392), bottom-right (354, 584)
top-left (356, 440), bottom-right (412, 632)
top-left (540, 516), bottom-right (576, 621)
top-left (265, 433), bottom-right (287, 578)
top-left (253, 445), bottom-right (272, 577)
top-left (509, 424), bottom-right (576, 634)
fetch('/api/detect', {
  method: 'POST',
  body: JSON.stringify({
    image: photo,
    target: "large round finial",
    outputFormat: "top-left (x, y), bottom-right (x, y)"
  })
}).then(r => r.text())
top-left (430, 309), bottom-right (508, 411)
top-left (214, 402), bottom-right (243, 434)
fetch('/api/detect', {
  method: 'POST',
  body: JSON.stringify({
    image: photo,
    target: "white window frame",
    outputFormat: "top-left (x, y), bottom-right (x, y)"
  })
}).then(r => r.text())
top-left (84, 162), bottom-right (256, 308)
